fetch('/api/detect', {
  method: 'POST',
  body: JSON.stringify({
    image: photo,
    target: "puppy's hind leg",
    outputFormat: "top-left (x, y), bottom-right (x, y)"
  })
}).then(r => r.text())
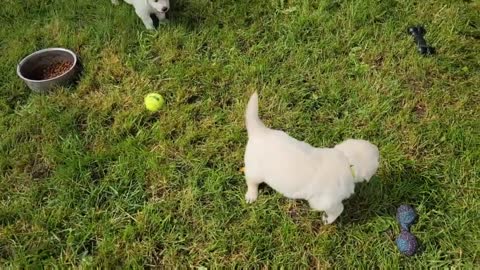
top-left (245, 174), bottom-right (262, 203)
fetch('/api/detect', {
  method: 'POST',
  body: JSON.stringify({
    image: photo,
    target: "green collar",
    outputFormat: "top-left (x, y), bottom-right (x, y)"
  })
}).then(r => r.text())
top-left (349, 165), bottom-right (356, 178)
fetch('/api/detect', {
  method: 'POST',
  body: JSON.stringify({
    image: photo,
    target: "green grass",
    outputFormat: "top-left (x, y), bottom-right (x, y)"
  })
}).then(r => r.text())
top-left (1, 0), bottom-right (479, 267)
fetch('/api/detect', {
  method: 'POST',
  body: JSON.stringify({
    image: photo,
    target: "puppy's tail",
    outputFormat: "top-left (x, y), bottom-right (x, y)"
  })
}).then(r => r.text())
top-left (246, 92), bottom-right (266, 135)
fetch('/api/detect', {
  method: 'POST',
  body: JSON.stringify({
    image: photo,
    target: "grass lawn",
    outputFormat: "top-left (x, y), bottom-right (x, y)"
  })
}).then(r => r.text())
top-left (1, 0), bottom-right (479, 268)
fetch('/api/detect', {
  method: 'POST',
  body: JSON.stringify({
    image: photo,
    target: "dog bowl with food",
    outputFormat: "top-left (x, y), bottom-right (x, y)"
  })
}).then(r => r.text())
top-left (17, 48), bottom-right (80, 93)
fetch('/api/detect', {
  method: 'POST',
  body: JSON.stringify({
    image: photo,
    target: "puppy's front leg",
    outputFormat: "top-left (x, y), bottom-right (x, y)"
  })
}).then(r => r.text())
top-left (309, 198), bottom-right (344, 224)
top-left (136, 10), bottom-right (155, 29)
top-left (111, 0), bottom-right (119, 5)
top-left (154, 12), bottom-right (168, 23)
top-left (324, 203), bottom-right (344, 224)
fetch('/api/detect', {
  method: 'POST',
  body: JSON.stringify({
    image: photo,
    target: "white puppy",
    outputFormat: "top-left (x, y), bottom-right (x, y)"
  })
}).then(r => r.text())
top-left (112, 0), bottom-right (170, 30)
top-left (244, 92), bottom-right (380, 224)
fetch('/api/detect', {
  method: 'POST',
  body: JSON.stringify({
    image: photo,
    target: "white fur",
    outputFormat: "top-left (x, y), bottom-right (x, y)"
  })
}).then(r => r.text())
top-left (112, 0), bottom-right (170, 29)
top-left (244, 92), bottom-right (380, 224)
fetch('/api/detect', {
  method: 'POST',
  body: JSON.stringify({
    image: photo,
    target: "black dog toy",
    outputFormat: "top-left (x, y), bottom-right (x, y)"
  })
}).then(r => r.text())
top-left (408, 26), bottom-right (435, 55)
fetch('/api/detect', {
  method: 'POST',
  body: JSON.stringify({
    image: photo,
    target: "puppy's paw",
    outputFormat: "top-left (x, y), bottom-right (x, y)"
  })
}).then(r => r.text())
top-left (322, 213), bottom-right (336, 225)
top-left (111, 0), bottom-right (120, 5)
top-left (322, 214), bottom-right (331, 225)
top-left (325, 217), bottom-right (335, 225)
top-left (158, 19), bottom-right (169, 25)
top-left (245, 191), bottom-right (258, 203)
top-left (144, 24), bottom-right (155, 30)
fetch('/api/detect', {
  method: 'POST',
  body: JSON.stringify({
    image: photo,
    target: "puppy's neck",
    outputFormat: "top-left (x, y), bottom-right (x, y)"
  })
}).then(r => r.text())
top-left (349, 165), bottom-right (356, 178)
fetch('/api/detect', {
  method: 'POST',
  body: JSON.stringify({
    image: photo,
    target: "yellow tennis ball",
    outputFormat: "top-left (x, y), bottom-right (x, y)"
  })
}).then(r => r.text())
top-left (144, 93), bottom-right (164, 112)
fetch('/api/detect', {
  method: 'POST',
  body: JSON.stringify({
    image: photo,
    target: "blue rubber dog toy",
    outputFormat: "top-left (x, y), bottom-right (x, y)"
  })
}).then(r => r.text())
top-left (395, 205), bottom-right (419, 256)
top-left (396, 204), bottom-right (417, 230)
top-left (396, 230), bottom-right (418, 256)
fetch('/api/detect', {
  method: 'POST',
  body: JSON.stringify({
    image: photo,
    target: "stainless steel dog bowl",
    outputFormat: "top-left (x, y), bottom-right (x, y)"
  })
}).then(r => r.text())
top-left (17, 48), bottom-right (79, 93)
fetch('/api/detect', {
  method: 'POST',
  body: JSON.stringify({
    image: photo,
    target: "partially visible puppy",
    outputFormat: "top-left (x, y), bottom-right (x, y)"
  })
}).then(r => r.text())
top-left (244, 92), bottom-right (380, 224)
top-left (112, 0), bottom-right (170, 30)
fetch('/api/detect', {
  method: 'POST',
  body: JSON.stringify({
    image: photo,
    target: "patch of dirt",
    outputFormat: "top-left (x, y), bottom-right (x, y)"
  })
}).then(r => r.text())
top-left (372, 55), bottom-right (384, 69)
top-left (413, 102), bottom-right (427, 118)
top-left (25, 155), bottom-right (52, 180)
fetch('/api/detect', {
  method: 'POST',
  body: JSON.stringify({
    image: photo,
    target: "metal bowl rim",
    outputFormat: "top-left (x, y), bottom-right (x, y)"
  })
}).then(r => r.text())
top-left (16, 47), bottom-right (78, 83)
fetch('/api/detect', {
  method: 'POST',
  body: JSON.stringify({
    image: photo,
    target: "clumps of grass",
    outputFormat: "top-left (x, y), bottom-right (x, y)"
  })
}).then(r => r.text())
top-left (0, 0), bottom-right (479, 268)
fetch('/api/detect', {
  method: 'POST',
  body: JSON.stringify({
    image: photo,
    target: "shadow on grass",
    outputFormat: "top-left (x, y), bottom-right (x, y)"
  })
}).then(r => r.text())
top-left (339, 164), bottom-right (438, 225)
top-left (166, 0), bottom-right (208, 30)
top-left (251, 163), bottom-right (437, 227)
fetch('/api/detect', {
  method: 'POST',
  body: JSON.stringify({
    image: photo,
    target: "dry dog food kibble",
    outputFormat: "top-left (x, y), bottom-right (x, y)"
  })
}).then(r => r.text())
top-left (40, 61), bottom-right (73, 80)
